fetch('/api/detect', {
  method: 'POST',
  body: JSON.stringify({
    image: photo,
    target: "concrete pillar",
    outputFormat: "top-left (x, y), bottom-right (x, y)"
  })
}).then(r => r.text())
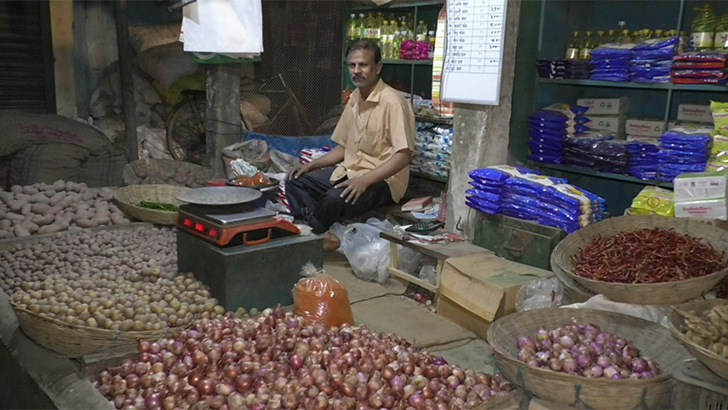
top-left (205, 65), bottom-right (242, 177)
top-left (446, 0), bottom-right (521, 238)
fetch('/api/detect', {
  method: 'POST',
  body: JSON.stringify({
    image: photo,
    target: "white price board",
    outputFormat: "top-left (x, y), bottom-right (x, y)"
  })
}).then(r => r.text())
top-left (441, 0), bottom-right (507, 105)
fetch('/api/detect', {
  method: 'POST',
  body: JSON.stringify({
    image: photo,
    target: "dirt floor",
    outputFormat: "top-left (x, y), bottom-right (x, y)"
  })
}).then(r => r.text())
top-left (323, 252), bottom-right (497, 375)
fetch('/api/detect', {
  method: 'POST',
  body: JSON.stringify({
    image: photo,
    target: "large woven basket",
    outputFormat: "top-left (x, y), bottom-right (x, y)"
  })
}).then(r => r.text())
top-left (12, 303), bottom-right (181, 358)
top-left (551, 215), bottom-right (728, 305)
top-left (487, 308), bottom-right (691, 409)
top-left (114, 185), bottom-right (190, 225)
top-left (550, 258), bottom-right (594, 303)
top-left (668, 299), bottom-right (728, 380)
top-left (122, 158), bottom-right (215, 187)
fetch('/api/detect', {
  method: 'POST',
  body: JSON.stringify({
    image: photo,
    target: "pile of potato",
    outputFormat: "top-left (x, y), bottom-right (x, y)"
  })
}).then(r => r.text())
top-left (0, 180), bottom-right (131, 239)
top-left (678, 304), bottom-right (728, 358)
top-left (2, 228), bottom-right (226, 331)
top-left (127, 167), bottom-right (207, 188)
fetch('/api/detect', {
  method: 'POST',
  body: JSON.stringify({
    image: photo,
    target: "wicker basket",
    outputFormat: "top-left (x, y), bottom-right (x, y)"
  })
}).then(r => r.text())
top-left (672, 360), bottom-right (728, 410)
top-left (669, 299), bottom-right (728, 380)
top-left (487, 308), bottom-right (691, 409)
top-left (550, 255), bottom-right (594, 303)
top-left (122, 159), bottom-right (215, 187)
top-left (113, 185), bottom-right (190, 225)
top-left (551, 215), bottom-right (728, 305)
top-left (12, 303), bottom-right (181, 358)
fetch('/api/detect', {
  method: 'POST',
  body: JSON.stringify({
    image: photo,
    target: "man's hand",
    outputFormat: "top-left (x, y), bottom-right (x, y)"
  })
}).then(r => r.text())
top-left (336, 176), bottom-right (370, 205)
top-left (286, 163), bottom-right (312, 181)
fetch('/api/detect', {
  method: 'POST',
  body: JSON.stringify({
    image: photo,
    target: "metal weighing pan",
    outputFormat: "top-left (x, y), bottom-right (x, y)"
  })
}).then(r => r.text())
top-left (175, 186), bottom-right (262, 206)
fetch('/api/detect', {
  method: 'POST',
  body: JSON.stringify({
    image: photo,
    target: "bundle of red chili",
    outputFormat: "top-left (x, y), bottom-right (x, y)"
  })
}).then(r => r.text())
top-left (572, 228), bottom-right (728, 284)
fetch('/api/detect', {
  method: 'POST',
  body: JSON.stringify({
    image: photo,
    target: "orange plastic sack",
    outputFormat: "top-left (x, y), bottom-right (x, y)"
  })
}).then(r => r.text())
top-left (293, 262), bottom-right (354, 328)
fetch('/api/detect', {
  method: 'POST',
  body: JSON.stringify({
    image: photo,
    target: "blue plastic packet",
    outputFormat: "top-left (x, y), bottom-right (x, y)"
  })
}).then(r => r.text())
top-left (632, 36), bottom-right (679, 51)
top-left (468, 180), bottom-right (504, 193)
top-left (465, 197), bottom-right (500, 214)
top-left (527, 138), bottom-right (562, 150)
top-left (529, 127), bottom-right (569, 142)
top-left (468, 165), bottom-right (539, 183)
top-left (528, 110), bottom-right (571, 124)
top-left (528, 144), bottom-right (562, 156)
top-left (591, 44), bottom-right (636, 57)
top-left (527, 154), bottom-right (562, 164)
top-left (466, 189), bottom-right (502, 203)
top-left (590, 74), bottom-right (630, 82)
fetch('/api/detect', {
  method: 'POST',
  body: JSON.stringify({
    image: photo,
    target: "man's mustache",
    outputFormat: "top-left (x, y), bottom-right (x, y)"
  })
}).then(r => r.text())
top-left (352, 75), bottom-right (365, 80)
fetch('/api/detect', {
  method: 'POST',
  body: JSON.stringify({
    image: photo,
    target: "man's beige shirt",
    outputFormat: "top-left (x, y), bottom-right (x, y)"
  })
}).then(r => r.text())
top-left (330, 79), bottom-right (415, 203)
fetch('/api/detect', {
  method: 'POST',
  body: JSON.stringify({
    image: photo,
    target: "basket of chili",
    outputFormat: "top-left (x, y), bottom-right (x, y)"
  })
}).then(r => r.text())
top-left (552, 215), bottom-right (728, 305)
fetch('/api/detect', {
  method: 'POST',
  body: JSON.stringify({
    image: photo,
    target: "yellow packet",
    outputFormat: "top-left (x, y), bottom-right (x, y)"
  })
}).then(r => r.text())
top-left (631, 186), bottom-right (674, 217)
top-left (710, 100), bottom-right (728, 137)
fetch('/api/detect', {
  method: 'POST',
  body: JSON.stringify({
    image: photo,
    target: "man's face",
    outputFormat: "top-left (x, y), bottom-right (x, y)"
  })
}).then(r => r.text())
top-left (347, 49), bottom-right (382, 90)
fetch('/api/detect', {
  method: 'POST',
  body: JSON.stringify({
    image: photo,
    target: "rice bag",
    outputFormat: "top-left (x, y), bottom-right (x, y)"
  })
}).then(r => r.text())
top-left (468, 165), bottom-right (539, 183)
top-left (542, 103), bottom-right (589, 117)
top-left (465, 189), bottom-right (502, 203)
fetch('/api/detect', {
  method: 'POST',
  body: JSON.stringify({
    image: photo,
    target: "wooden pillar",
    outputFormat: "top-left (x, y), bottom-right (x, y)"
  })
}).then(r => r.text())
top-left (114, 0), bottom-right (138, 161)
top-left (445, 0), bottom-right (522, 237)
top-left (205, 64), bottom-right (242, 177)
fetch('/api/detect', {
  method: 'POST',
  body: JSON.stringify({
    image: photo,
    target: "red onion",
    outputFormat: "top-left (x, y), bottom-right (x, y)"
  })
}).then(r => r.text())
top-left (517, 337), bottom-right (536, 351)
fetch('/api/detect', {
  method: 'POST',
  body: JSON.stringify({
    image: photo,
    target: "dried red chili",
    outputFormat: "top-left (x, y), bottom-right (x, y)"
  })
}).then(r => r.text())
top-left (572, 228), bottom-right (728, 284)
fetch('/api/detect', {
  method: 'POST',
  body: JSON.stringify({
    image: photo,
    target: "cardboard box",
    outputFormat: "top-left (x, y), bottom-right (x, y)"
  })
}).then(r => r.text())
top-left (586, 114), bottom-right (626, 134)
top-left (577, 97), bottom-right (629, 115)
top-left (678, 104), bottom-right (713, 124)
top-left (674, 170), bottom-right (728, 201)
top-left (675, 198), bottom-right (728, 220)
top-left (438, 253), bottom-right (553, 338)
top-left (626, 118), bottom-right (665, 138)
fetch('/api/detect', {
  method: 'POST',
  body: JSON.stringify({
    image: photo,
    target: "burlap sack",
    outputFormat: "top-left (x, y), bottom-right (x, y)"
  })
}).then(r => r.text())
top-left (8, 144), bottom-right (89, 187)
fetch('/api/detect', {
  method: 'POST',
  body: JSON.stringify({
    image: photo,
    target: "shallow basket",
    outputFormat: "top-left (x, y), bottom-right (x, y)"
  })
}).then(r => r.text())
top-left (113, 185), bottom-right (190, 225)
top-left (487, 308), bottom-right (691, 410)
top-left (12, 303), bottom-right (180, 358)
top-left (551, 215), bottom-right (728, 305)
top-left (669, 298), bottom-right (728, 380)
top-left (122, 159), bottom-right (215, 187)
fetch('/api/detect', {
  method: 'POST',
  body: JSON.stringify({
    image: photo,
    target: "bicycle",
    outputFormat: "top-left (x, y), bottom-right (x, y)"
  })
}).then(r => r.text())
top-left (166, 72), bottom-right (316, 164)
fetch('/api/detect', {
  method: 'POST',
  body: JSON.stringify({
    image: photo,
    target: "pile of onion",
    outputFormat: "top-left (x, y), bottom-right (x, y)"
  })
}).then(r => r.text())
top-left (516, 320), bottom-right (660, 380)
top-left (96, 307), bottom-right (512, 410)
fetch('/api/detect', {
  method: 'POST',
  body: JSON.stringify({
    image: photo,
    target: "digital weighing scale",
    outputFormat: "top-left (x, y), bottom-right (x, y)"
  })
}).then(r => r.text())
top-left (174, 186), bottom-right (300, 247)
top-left (174, 186), bottom-right (323, 311)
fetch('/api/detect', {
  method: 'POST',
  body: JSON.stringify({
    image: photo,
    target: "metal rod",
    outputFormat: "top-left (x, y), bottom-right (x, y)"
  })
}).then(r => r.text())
top-left (114, 0), bottom-right (138, 162)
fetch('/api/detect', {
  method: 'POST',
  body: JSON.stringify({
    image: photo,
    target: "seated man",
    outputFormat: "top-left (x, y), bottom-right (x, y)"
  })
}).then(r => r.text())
top-left (286, 39), bottom-right (415, 252)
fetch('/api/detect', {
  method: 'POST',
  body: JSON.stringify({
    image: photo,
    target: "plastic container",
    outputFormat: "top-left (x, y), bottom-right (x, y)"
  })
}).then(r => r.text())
top-left (671, 360), bottom-right (728, 410)
top-left (715, 12), bottom-right (728, 50)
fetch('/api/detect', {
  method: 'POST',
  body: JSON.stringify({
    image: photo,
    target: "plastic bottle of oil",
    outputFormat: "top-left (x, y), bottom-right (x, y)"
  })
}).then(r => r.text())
top-left (347, 14), bottom-right (358, 42)
top-left (392, 21), bottom-right (402, 60)
top-left (595, 30), bottom-right (606, 46)
top-left (578, 31), bottom-right (594, 59)
top-left (380, 21), bottom-right (391, 58)
top-left (565, 31), bottom-right (580, 59)
top-left (715, 11), bottom-right (728, 50)
top-left (416, 20), bottom-right (428, 43)
top-left (691, 3), bottom-right (718, 51)
top-left (357, 13), bottom-right (366, 39)
top-left (428, 30), bottom-right (436, 58)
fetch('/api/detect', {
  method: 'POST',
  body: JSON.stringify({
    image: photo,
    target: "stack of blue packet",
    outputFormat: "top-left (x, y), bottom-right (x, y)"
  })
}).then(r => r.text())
top-left (499, 175), bottom-right (606, 234)
top-left (589, 43), bottom-right (634, 82)
top-left (465, 165), bottom-right (539, 214)
top-left (629, 37), bottom-right (678, 83)
top-left (656, 125), bottom-right (712, 181)
top-left (561, 134), bottom-right (632, 174)
top-left (527, 104), bottom-right (590, 164)
top-left (625, 137), bottom-right (660, 180)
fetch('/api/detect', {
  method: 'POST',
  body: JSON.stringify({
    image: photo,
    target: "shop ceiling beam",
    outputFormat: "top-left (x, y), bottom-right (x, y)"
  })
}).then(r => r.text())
top-left (114, 0), bottom-right (138, 162)
top-left (205, 64), bottom-right (242, 177)
top-left (446, 0), bottom-right (521, 237)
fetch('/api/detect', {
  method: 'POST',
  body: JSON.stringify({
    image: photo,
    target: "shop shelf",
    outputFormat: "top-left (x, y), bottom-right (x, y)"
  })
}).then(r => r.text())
top-left (411, 171), bottom-right (448, 184)
top-left (534, 163), bottom-right (673, 189)
top-left (415, 115), bottom-right (453, 125)
top-left (538, 78), bottom-right (728, 92)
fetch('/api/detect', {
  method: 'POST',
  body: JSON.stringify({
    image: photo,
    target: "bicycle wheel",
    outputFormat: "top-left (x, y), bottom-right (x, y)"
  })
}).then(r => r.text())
top-left (166, 97), bottom-right (207, 164)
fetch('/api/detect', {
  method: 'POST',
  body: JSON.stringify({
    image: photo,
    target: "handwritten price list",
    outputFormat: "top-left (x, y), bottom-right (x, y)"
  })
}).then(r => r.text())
top-left (442, 0), bottom-right (507, 105)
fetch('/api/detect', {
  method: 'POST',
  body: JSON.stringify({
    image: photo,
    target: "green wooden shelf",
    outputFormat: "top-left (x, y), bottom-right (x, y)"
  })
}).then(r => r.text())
top-left (538, 78), bottom-right (728, 92)
top-left (533, 162), bottom-right (674, 189)
top-left (411, 171), bottom-right (448, 184)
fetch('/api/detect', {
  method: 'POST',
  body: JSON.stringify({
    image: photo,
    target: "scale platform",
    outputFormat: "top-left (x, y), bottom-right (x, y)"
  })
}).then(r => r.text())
top-left (175, 203), bottom-right (300, 247)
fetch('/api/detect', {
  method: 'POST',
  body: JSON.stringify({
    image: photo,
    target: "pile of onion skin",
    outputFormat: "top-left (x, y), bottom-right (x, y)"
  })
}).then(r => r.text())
top-left (96, 307), bottom-right (511, 410)
top-left (516, 322), bottom-right (660, 380)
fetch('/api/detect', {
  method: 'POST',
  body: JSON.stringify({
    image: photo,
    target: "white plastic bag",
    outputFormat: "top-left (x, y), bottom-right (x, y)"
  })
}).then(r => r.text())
top-left (339, 218), bottom-right (394, 284)
top-left (560, 294), bottom-right (672, 329)
top-left (181, 0), bottom-right (263, 54)
top-left (515, 277), bottom-right (564, 312)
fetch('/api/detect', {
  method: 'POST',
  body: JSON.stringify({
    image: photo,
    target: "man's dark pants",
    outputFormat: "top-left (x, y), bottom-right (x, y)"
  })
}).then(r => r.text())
top-left (285, 167), bottom-right (394, 234)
